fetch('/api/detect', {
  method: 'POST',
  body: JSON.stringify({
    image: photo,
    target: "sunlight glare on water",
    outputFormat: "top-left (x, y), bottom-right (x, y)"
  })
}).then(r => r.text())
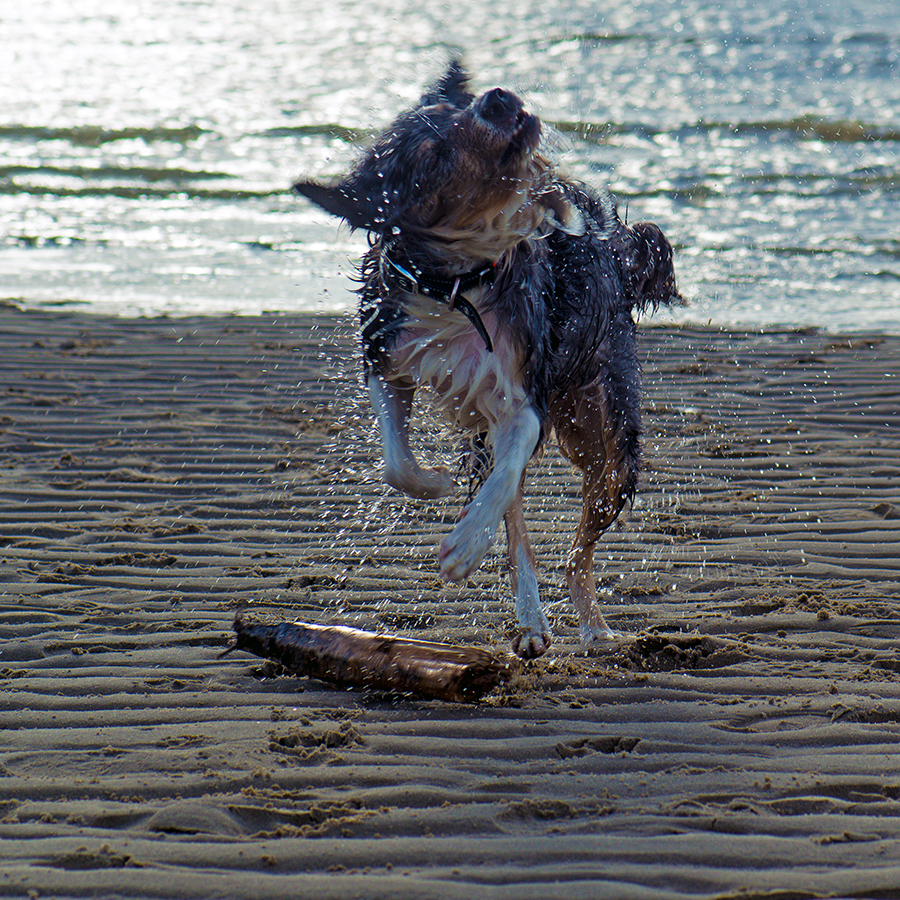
top-left (0, 0), bottom-right (898, 331)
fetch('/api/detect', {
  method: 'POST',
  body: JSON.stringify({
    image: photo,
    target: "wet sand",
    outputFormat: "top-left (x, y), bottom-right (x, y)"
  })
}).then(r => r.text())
top-left (2, 305), bottom-right (900, 899)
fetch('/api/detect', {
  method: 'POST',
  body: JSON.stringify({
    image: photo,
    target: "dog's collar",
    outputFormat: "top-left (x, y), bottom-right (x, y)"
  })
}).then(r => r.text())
top-left (381, 250), bottom-right (496, 353)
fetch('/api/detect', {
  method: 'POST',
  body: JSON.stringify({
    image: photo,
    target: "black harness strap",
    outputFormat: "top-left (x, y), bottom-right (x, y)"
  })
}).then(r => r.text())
top-left (381, 252), bottom-right (496, 353)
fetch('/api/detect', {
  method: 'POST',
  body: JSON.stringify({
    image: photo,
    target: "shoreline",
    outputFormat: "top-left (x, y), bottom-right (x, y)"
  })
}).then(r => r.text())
top-left (8, 296), bottom-right (900, 340)
top-left (2, 306), bottom-right (900, 899)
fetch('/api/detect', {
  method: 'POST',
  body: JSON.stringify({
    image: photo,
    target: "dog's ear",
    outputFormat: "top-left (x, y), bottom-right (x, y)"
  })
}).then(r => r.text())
top-left (295, 66), bottom-right (468, 232)
top-left (292, 179), bottom-right (372, 231)
top-left (419, 59), bottom-right (474, 108)
top-left (293, 173), bottom-right (416, 233)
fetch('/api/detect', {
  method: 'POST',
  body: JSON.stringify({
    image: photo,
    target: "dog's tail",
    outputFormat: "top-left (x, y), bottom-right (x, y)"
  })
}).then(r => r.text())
top-left (621, 222), bottom-right (682, 314)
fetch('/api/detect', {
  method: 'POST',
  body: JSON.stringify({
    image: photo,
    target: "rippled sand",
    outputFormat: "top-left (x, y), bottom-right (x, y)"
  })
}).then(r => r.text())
top-left (2, 307), bottom-right (900, 898)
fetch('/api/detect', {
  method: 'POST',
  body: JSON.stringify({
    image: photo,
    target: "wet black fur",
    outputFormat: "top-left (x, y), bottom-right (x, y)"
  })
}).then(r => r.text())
top-left (294, 62), bottom-right (679, 500)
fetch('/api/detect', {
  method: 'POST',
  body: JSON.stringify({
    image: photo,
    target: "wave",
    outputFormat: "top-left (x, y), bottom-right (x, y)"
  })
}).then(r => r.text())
top-left (0, 163), bottom-right (231, 183)
top-left (558, 28), bottom-right (898, 50)
top-left (550, 117), bottom-right (900, 144)
top-left (0, 159), bottom-right (281, 201)
top-left (259, 124), bottom-right (372, 144)
top-left (0, 124), bottom-right (208, 146)
top-left (706, 117), bottom-right (900, 143)
top-left (0, 182), bottom-right (283, 201)
top-left (7, 114), bottom-right (888, 156)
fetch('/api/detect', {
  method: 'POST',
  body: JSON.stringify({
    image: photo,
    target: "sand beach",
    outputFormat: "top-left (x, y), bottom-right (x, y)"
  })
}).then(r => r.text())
top-left (2, 305), bottom-right (900, 899)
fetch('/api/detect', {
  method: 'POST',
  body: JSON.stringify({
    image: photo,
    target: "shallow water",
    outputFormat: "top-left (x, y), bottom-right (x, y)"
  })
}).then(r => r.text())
top-left (2, 0), bottom-right (899, 331)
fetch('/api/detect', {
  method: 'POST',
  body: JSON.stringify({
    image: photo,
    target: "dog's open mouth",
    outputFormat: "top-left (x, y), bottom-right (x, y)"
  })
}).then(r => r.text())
top-left (500, 110), bottom-right (541, 165)
top-left (510, 109), bottom-right (541, 153)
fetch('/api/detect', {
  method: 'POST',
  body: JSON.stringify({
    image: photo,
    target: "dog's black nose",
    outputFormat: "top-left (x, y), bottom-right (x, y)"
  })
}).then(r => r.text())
top-left (479, 88), bottom-right (521, 124)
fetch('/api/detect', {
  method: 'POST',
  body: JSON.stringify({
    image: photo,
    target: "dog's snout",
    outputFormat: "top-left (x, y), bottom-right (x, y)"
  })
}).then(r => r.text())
top-left (479, 88), bottom-right (522, 124)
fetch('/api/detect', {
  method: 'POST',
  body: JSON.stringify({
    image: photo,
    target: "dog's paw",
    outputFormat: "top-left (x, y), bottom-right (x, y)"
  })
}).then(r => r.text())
top-left (413, 465), bottom-right (454, 499)
top-left (577, 604), bottom-right (616, 646)
top-left (438, 512), bottom-right (496, 582)
top-left (579, 621), bottom-right (617, 646)
top-left (512, 628), bottom-right (551, 659)
top-left (385, 463), bottom-right (454, 500)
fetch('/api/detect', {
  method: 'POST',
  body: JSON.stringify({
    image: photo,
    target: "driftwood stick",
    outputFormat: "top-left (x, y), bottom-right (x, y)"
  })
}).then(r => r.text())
top-left (224, 615), bottom-right (512, 702)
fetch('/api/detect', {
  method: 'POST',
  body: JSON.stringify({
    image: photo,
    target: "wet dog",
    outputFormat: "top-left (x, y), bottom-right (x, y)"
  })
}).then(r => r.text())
top-left (294, 62), bottom-right (679, 658)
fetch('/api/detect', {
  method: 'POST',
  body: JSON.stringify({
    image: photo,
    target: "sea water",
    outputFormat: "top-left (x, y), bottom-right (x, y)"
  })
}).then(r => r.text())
top-left (1, 0), bottom-right (898, 332)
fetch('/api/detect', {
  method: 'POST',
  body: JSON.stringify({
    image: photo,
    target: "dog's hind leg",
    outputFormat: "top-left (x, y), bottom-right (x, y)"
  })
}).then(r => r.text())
top-left (505, 481), bottom-right (551, 659)
top-left (367, 375), bottom-right (454, 499)
top-left (552, 383), bottom-right (639, 645)
top-left (440, 405), bottom-right (541, 583)
top-left (566, 472), bottom-right (623, 644)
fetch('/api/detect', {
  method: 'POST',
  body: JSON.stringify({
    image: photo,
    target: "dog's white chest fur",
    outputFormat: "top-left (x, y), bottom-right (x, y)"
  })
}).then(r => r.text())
top-left (386, 290), bottom-right (529, 432)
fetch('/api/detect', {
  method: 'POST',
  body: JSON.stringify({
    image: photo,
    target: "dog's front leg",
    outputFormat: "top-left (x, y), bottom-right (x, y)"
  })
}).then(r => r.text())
top-left (505, 483), bottom-right (551, 659)
top-left (439, 405), bottom-right (540, 583)
top-left (367, 375), bottom-right (454, 499)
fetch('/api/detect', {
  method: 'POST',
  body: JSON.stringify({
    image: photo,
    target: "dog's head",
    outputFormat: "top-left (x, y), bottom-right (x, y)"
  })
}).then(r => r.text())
top-left (295, 62), bottom-right (579, 255)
